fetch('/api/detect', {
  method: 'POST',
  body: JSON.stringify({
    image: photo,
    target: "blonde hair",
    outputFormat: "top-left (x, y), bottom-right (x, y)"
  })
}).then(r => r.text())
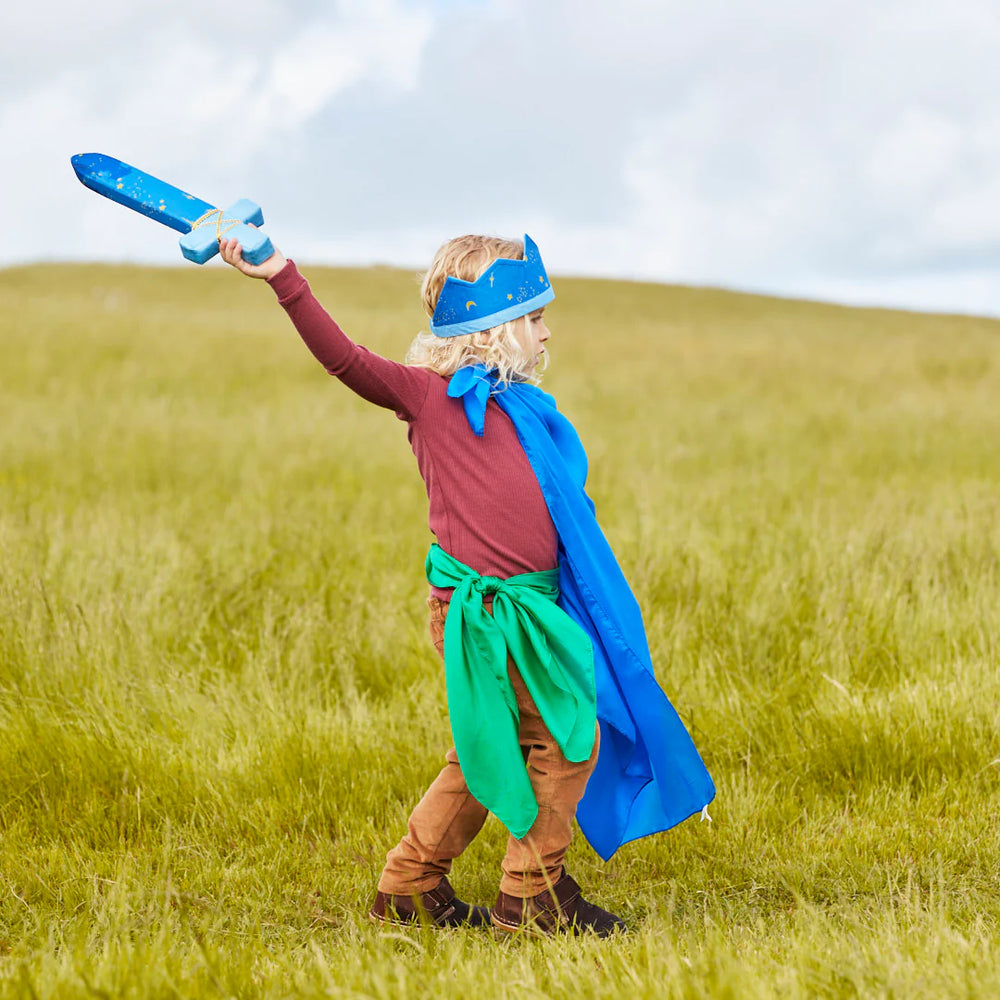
top-left (405, 234), bottom-right (546, 385)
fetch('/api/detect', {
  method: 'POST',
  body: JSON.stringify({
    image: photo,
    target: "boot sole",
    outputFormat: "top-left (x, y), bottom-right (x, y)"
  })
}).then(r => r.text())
top-left (370, 910), bottom-right (493, 930)
top-left (489, 913), bottom-right (556, 936)
top-left (369, 911), bottom-right (417, 928)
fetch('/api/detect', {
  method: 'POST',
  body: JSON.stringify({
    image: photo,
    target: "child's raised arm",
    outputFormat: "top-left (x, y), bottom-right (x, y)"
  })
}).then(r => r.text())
top-left (218, 237), bottom-right (429, 420)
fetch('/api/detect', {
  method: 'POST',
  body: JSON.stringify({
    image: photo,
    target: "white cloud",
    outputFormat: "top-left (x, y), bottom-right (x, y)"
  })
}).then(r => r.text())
top-left (865, 109), bottom-right (963, 200)
top-left (264, 4), bottom-right (432, 125)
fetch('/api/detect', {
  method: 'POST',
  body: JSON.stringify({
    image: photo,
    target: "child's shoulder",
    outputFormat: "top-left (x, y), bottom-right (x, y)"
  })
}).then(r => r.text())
top-left (407, 369), bottom-right (471, 424)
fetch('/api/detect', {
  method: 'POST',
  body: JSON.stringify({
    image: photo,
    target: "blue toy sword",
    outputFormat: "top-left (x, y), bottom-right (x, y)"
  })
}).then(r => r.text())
top-left (71, 153), bottom-right (274, 265)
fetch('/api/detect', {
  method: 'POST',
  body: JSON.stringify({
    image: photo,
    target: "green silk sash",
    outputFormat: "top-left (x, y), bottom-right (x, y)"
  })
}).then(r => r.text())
top-left (425, 543), bottom-right (597, 839)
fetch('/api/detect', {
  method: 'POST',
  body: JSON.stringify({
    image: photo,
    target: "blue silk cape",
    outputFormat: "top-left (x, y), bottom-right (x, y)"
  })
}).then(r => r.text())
top-left (447, 365), bottom-right (715, 860)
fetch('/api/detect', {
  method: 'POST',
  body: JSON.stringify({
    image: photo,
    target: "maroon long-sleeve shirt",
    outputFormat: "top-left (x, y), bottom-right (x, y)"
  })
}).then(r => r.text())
top-left (268, 261), bottom-right (558, 597)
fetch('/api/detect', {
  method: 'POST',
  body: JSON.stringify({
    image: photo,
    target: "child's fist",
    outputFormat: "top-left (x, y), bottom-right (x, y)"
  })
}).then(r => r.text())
top-left (219, 235), bottom-right (287, 280)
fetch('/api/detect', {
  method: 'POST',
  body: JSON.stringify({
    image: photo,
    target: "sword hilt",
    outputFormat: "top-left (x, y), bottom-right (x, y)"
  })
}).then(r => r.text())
top-left (179, 199), bottom-right (274, 265)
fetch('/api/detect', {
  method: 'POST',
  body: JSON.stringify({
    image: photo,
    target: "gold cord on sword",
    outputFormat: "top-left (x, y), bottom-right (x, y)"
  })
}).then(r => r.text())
top-left (189, 208), bottom-right (242, 241)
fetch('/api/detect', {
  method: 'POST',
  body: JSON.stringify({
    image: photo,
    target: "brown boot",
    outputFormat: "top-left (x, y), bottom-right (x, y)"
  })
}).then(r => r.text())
top-left (491, 870), bottom-right (626, 937)
top-left (369, 877), bottom-right (491, 929)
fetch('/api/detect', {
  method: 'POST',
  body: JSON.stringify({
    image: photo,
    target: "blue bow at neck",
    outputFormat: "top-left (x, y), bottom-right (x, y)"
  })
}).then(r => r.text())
top-left (446, 363), bottom-right (504, 437)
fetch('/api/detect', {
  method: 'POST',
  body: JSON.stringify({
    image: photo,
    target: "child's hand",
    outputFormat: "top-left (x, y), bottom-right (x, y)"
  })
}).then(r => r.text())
top-left (219, 235), bottom-right (287, 280)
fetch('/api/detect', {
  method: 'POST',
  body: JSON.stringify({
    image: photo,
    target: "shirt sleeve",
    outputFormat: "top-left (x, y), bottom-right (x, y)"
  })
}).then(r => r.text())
top-left (267, 259), bottom-right (430, 419)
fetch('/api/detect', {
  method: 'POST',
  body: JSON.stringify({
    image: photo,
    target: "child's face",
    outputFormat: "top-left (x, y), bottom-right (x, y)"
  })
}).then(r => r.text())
top-left (520, 308), bottom-right (551, 372)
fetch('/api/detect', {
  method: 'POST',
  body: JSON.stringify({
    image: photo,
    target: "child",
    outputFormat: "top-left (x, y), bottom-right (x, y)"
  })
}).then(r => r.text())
top-left (218, 232), bottom-right (715, 936)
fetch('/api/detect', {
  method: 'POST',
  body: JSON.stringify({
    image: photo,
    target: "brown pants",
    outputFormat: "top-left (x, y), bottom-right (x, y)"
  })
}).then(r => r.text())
top-left (377, 595), bottom-right (600, 899)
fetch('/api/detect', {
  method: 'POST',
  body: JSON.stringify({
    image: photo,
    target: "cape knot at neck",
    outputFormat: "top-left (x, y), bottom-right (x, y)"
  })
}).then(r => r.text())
top-left (447, 364), bottom-right (500, 438)
top-left (475, 575), bottom-right (504, 597)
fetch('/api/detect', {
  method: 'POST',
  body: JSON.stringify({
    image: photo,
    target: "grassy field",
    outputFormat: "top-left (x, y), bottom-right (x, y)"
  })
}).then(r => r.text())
top-left (1, 260), bottom-right (999, 998)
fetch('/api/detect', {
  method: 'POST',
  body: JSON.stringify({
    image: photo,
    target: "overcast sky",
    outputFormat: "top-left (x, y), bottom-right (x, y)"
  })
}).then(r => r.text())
top-left (5, 0), bottom-right (1000, 315)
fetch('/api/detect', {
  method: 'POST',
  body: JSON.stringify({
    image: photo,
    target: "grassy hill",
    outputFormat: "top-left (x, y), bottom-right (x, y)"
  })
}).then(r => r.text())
top-left (2, 263), bottom-right (999, 998)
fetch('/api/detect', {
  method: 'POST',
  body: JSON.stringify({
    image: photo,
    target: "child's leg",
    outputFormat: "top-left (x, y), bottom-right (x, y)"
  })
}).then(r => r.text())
top-left (491, 676), bottom-right (624, 934)
top-left (499, 666), bottom-right (601, 898)
top-left (377, 746), bottom-right (489, 895)
top-left (376, 596), bottom-right (488, 896)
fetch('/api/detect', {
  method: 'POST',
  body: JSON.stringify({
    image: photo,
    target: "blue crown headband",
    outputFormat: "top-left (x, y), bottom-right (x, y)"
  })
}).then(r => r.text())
top-left (429, 234), bottom-right (555, 338)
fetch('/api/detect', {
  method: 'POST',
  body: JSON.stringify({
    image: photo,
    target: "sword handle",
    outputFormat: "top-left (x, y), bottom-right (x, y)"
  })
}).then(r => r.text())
top-left (178, 200), bottom-right (274, 265)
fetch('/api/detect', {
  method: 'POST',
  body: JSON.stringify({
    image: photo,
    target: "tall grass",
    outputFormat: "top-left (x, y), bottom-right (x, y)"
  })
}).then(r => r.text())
top-left (1, 262), bottom-right (998, 997)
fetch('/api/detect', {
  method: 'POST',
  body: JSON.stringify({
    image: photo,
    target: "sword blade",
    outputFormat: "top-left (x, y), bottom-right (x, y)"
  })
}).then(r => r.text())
top-left (71, 153), bottom-right (216, 235)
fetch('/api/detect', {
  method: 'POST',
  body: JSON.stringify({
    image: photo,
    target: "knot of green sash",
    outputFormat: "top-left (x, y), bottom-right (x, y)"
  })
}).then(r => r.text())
top-left (474, 575), bottom-right (504, 596)
top-left (425, 543), bottom-right (597, 839)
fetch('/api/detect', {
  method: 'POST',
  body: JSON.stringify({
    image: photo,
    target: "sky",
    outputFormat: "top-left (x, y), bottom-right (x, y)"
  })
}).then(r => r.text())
top-left (5, 0), bottom-right (1000, 316)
